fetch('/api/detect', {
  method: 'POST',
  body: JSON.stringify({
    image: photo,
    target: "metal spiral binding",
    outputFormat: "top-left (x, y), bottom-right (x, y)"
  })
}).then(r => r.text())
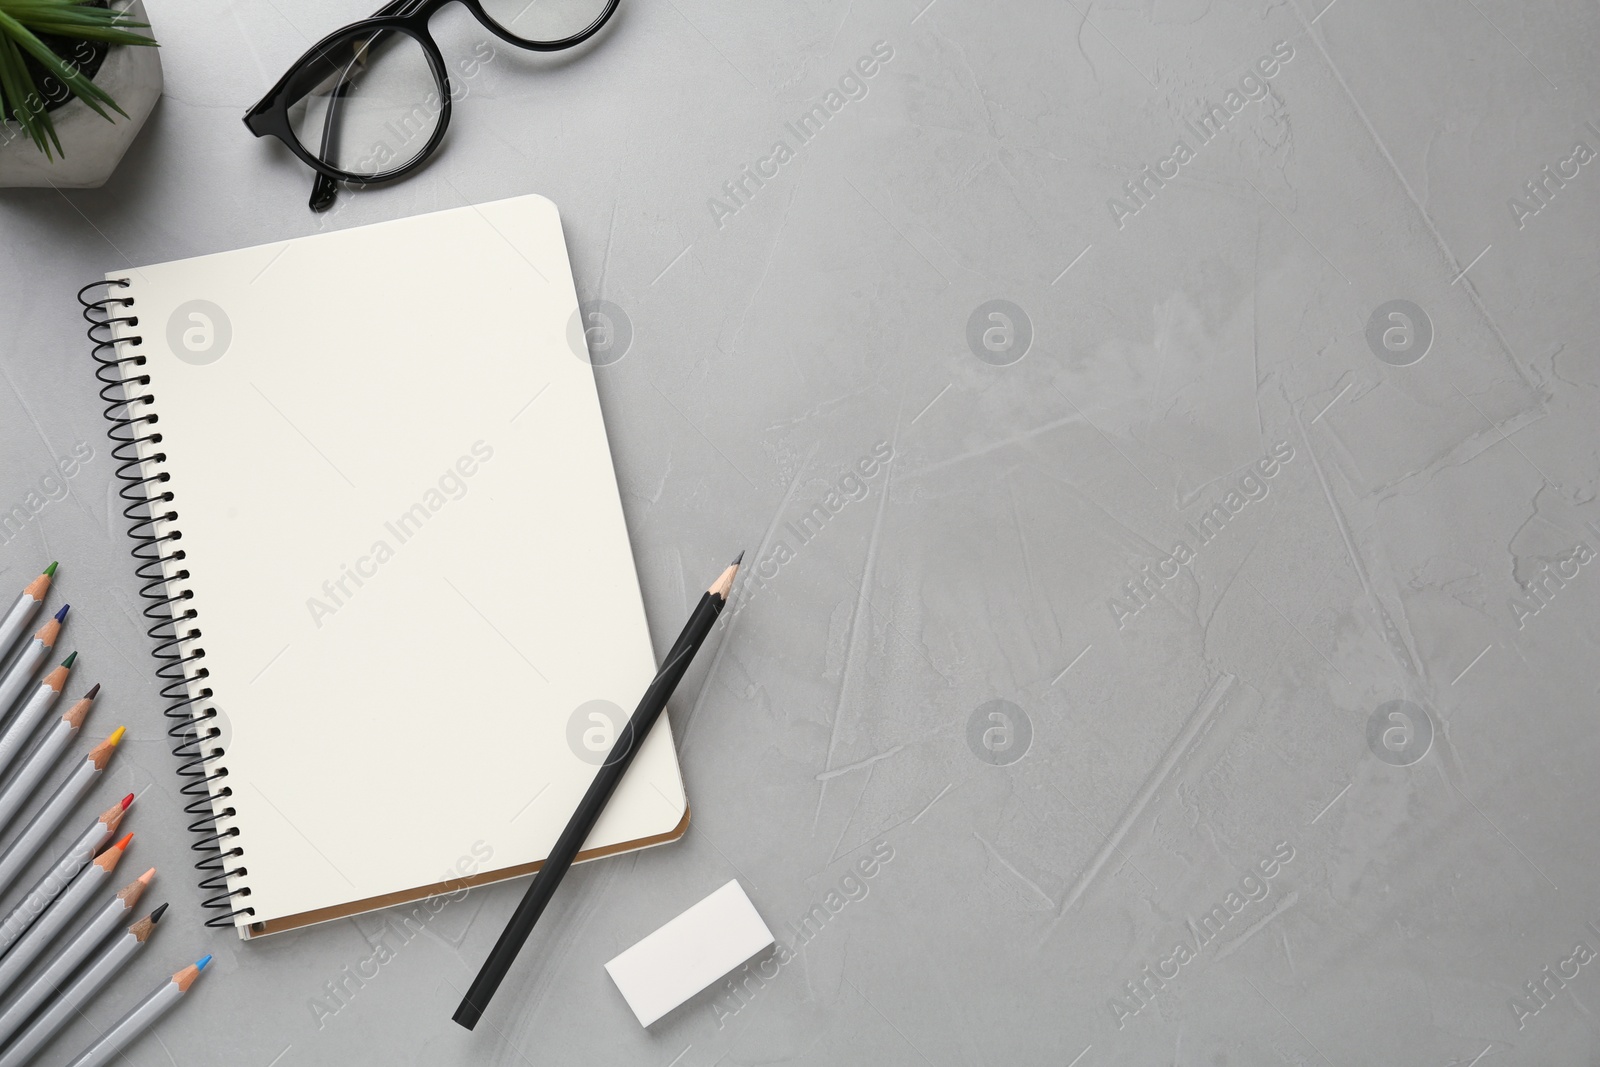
top-left (79, 279), bottom-right (253, 929)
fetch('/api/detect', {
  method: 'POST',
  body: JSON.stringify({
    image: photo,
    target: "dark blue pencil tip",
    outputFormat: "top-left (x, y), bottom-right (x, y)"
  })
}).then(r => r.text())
top-left (54, 604), bottom-right (69, 622)
top-left (196, 954), bottom-right (212, 971)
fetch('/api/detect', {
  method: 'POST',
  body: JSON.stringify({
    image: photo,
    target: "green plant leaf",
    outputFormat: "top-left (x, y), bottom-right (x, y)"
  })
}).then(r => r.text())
top-left (0, 9), bottom-right (125, 120)
top-left (11, 25), bottom-right (154, 48)
top-left (12, 19), bottom-right (152, 38)
top-left (5, 10), bottom-right (154, 39)
top-left (0, 36), bottom-right (43, 153)
top-left (0, 29), bottom-right (57, 156)
top-left (0, 0), bottom-right (159, 158)
top-left (1, 1), bottom-right (152, 48)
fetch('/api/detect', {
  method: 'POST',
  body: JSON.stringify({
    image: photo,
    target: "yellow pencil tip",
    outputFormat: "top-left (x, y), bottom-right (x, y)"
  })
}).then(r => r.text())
top-left (109, 726), bottom-right (126, 746)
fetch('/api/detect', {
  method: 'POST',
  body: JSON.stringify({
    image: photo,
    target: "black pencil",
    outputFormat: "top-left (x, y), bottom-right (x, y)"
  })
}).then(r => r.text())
top-left (453, 551), bottom-right (743, 1031)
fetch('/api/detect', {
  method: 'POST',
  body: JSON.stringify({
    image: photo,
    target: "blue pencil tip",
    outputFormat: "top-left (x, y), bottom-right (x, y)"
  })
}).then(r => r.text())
top-left (197, 954), bottom-right (212, 971)
top-left (54, 604), bottom-right (69, 622)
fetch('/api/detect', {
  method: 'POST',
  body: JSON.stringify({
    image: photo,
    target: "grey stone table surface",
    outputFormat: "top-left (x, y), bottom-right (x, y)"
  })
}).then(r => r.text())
top-left (2, 0), bottom-right (1598, 1063)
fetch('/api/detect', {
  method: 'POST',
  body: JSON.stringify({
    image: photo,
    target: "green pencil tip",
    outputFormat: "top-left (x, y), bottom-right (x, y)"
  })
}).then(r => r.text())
top-left (61, 652), bottom-right (76, 668)
top-left (43, 562), bottom-right (57, 577)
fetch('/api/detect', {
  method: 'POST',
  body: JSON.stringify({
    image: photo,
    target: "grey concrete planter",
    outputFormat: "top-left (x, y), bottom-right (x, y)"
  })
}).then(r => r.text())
top-left (0, 0), bottom-right (161, 189)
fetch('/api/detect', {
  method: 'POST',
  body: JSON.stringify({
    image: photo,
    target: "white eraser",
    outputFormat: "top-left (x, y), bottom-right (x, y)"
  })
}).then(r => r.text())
top-left (605, 880), bottom-right (774, 1027)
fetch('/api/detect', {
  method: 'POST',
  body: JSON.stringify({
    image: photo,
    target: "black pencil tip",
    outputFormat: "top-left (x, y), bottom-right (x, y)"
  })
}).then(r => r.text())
top-left (150, 902), bottom-right (169, 923)
top-left (731, 550), bottom-right (744, 566)
top-left (85, 683), bottom-right (101, 700)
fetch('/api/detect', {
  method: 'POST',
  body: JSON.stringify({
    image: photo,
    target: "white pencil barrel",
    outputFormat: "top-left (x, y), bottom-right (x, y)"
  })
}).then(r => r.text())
top-left (0, 596), bottom-right (35, 669)
top-left (0, 899), bottom-right (127, 1043)
top-left (59, 976), bottom-right (179, 1067)
top-left (0, 683), bottom-right (60, 782)
top-left (0, 854), bottom-right (107, 989)
top-left (0, 640), bottom-right (44, 722)
top-left (0, 763), bottom-right (99, 898)
top-left (0, 934), bottom-right (141, 1067)
top-left (0, 720), bottom-right (73, 835)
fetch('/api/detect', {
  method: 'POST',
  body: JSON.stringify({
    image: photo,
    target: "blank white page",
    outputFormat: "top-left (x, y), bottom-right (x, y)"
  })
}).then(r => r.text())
top-left (106, 195), bottom-right (686, 937)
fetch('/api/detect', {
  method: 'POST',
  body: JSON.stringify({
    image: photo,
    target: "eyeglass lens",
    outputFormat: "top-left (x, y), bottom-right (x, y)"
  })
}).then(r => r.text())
top-left (478, 0), bottom-right (615, 44)
top-left (284, 27), bottom-right (443, 179)
top-left (281, 0), bottom-right (616, 180)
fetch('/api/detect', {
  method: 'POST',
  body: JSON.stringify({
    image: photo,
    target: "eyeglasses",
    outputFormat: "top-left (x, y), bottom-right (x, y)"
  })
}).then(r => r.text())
top-left (244, 0), bottom-right (619, 213)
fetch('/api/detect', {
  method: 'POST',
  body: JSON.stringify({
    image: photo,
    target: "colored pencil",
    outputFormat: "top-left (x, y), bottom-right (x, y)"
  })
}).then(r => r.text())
top-left (0, 868), bottom-right (152, 1019)
top-left (0, 794), bottom-right (129, 928)
top-left (0, 564), bottom-right (53, 671)
top-left (0, 684), bottom-right (97, 837)
top-left (0, 605), bottom-right (65, 721)
top-left (0, 744), bottom-right (126, 900)
top-left (0, 652), bottom-right (73, 779)
top-left (0, 908), bottom-right (169, 1067)
top-left (453, 552), bottom-right (742, 1030)
top-left (58, 947), bottom-right (203, 1067)
top-left (0, 831), bottom-right (131, 961)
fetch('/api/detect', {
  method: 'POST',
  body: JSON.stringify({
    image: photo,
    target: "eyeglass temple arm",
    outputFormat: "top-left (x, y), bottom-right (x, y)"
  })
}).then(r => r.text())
top-left (309, 0), bottom-right (435, 212)
top-left (308, 78), bottom-right (356, 211)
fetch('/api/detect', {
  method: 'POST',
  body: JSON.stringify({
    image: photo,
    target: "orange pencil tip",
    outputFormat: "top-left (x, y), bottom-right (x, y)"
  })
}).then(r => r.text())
top-left (115, 832), bottom-right (133, 849)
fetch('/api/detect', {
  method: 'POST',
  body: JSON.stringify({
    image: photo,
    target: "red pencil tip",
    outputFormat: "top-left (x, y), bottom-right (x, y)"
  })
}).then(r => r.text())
top-left (115, 832), bottom-right (133, 849)
top-left (121, 793), bottom-right (134, 810)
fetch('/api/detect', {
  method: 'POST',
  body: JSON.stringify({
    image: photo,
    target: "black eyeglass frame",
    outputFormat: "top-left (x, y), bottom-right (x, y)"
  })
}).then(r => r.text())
top-left (243, 0), bottom-right (620, 190)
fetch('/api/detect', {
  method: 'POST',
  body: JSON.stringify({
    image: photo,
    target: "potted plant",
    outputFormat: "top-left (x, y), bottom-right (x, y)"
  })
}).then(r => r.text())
top-left (0, 0), bottom-right (159, 188)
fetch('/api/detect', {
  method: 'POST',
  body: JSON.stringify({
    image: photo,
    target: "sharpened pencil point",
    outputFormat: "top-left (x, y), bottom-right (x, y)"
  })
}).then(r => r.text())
top-left (709, 556), bottom-right (741, 598)
top-left (731, 550), bottom-right (744, 565)
top-left (121, 792), bottom-right (134, 810)
top-left (151, 902), bottom-right (168, 922)
top-left (88, 735), bottom-right (124, 771)
top-left (54, 604), bottom-right (69, 622)
top-left (118, 870), bottom-right (154, 909)
top-left (196, 953), bottom-right (212, 971)
top-left (44, 562), bottom-right (57, 577)
top-left (85, 683), bottom-right (101, 700)
top-left (109, 726), bottom-right (126, 747)
top-left (61, 651), bottom-right (76, 668)
top-left (115, 832), bottom-right (133, 849)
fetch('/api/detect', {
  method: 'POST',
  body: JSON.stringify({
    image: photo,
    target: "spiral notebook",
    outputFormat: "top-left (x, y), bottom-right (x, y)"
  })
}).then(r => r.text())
top-left (81, 195), bottom-right (688, 938)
